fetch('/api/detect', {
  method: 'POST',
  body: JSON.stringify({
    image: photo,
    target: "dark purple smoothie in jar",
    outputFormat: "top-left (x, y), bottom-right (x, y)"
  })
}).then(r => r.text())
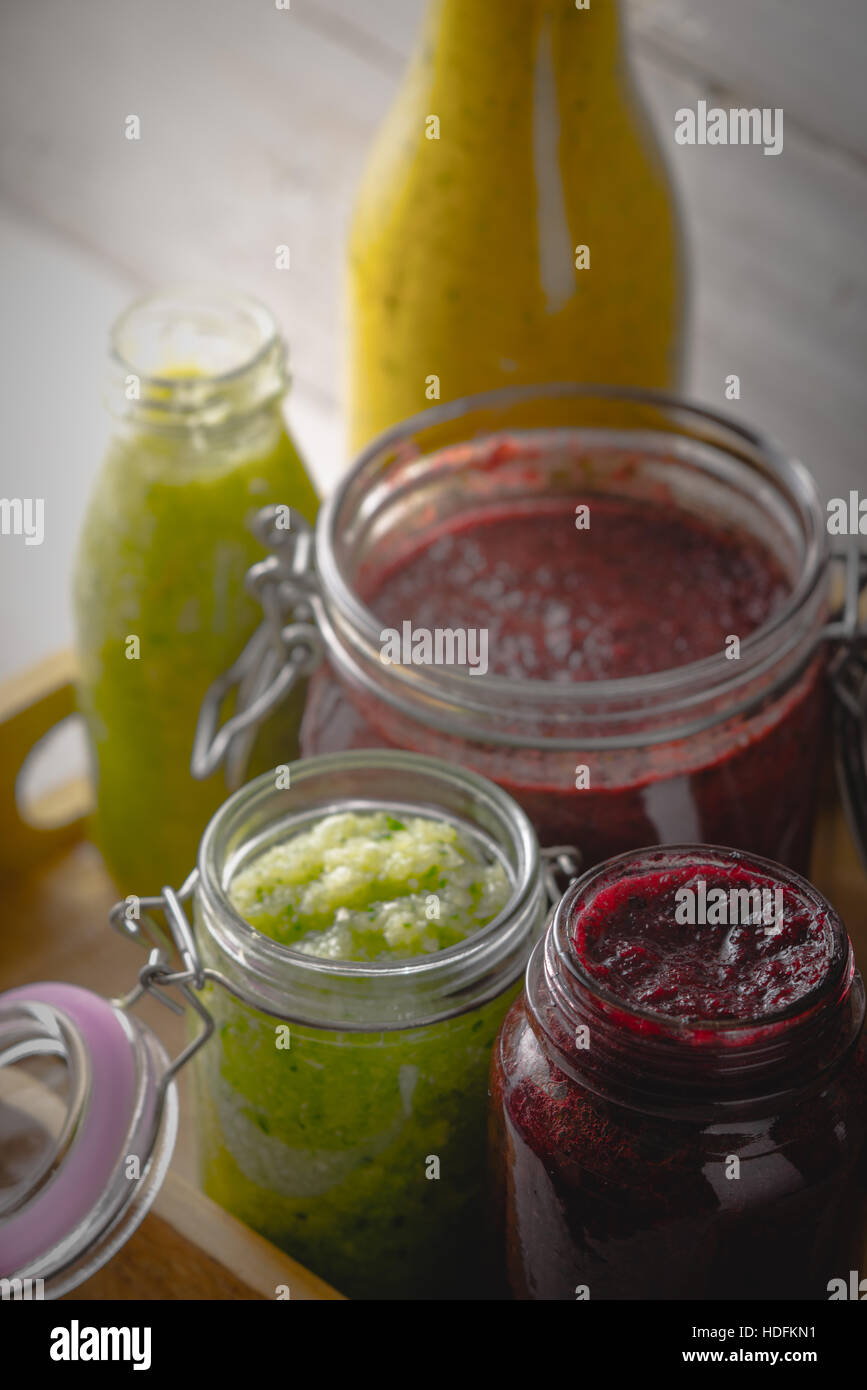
top-left (489, 846), bottom-right (867, 1301)
top-left (305, 388), bottom-right (831, 873)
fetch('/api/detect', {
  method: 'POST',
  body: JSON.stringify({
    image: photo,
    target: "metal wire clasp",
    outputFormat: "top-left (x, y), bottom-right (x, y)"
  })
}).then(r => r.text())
top-left (824, 538), bottom-right (867, 719)
top-left (541, 845), bottom-right (582, 905)
top-left (110, 871), bottom-right (214, 1089)
top-left (191, 505), bottom-right (324, 786)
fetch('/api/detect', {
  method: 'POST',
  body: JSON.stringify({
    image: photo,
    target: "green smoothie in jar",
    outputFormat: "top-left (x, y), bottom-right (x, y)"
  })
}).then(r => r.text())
top-left (73, 290), bottom-right (319, 891)
top-left (191, 752), bottom-right (548, 1300)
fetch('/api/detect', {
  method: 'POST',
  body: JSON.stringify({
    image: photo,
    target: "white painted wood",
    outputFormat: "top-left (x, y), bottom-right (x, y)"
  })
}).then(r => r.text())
top-left (0, 207), bottom-right (128, 680)
top-left (312, 0), bottom-right (867, 159)
top-left (0, 200), bottom-right (339, 681)
top-left (629, 0), bottom-right (867, 163)
top-left (0, 0), bottom-right (864, 679)
top-left (0, 0), bottom-right (379, 423)
top-left (636, 51), bottom-right (867, 494)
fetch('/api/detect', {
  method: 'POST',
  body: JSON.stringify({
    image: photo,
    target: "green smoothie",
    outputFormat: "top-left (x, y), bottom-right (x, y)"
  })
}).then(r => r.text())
top-left (194, 808), bottom-right (516, 1300)
top-left (228, 809), bottom-right (510, 958)
top-left (73, 293), bottom-right (319, 892)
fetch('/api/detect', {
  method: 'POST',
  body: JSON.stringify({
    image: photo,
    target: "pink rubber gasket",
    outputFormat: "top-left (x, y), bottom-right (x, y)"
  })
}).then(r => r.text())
top-left (0, 982), bottom-right (144, 1276)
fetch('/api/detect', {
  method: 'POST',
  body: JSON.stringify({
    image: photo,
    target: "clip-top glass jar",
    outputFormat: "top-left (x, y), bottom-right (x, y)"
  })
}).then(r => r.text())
top-left (189, 749), bottom-right (552, 1301)
top-left (490, 844), bottom-right (867, 1301)
top-left (193, 384), bottom-right (867, 876)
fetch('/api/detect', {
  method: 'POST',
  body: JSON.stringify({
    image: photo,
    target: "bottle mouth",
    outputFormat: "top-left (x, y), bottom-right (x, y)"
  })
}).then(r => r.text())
top-left (108, 286), bottom-right (288, 430)
top-left (195, 750), bottom-right (546, 1029)
top-left (315, 383), bottom-right (829, 745)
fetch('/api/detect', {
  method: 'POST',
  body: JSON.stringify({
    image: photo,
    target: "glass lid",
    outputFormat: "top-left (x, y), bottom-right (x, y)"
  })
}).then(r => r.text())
top-left (0, 982), bottom-right (177, 1299)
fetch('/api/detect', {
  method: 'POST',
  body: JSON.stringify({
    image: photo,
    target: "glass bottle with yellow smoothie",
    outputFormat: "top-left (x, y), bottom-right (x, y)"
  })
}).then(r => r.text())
top-left (347, 0), bottom-right (686, 449)
top-left (73, 289), bottom-right (319, 891)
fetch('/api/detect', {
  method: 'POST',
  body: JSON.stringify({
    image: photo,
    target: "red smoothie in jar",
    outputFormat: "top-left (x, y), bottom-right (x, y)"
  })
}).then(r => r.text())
top-left (490, 846), bottom-right (867, 1301)
top-left (304, 491), bottom-right (825, 871)
top-left (368, 498), bottom-right (787, 682)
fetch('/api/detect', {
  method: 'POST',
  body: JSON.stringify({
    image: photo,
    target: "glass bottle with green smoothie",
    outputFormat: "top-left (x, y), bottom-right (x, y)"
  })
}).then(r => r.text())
top-left (73, 289), bottom-right (319, 891)
top-left (347, 0), bottom-right (686, 449)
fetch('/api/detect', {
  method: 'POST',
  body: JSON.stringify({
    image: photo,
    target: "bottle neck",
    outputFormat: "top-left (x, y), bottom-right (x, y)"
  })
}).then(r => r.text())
top-left (108, 288), bottom-right (289, 436)
top-left (527, 848), bottom-right (864, 1118)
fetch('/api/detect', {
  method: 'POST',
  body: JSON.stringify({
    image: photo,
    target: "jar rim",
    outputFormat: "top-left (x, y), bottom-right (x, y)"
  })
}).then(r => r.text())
top-left (196, 749), bottom-right (543, 991)
top-left (110, 284), bottom-right (281, 388)
top-left (107, 286), bottom-right (290, 435)
top-left (316, 383), bottom-right (828, 715)
top-left (550, 843), bottom-right (852, 1042)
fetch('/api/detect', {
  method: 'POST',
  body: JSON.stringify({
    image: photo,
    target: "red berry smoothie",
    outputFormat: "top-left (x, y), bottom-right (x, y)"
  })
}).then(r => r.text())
top-left (490, 847), bottom-right (867, 1301)
top-left (303, 496), bottom-right (825, 870)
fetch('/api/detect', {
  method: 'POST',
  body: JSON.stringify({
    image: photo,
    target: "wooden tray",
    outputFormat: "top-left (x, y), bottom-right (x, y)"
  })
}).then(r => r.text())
top-left (3, 650), bottom-right (866, 1300)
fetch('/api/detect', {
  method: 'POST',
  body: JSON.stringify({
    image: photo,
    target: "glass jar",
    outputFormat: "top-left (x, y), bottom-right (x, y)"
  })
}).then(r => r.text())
top-left (298, 385), bottom-right (838, 873)
top-left (490, 845), bottom-right (867, 1301)
top-left (189, 750), bottom-right (550, 1301)
top-left (73, 287), bottom-right (319, 892)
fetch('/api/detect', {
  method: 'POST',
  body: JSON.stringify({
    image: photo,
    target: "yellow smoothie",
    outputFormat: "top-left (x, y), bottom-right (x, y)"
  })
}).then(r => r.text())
top-left (348, 0), bottom-right (686, 450)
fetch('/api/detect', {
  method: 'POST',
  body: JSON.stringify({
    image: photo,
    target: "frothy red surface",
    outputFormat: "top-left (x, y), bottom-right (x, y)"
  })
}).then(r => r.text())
top-left (368, 497), bottom-right (789, 681)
